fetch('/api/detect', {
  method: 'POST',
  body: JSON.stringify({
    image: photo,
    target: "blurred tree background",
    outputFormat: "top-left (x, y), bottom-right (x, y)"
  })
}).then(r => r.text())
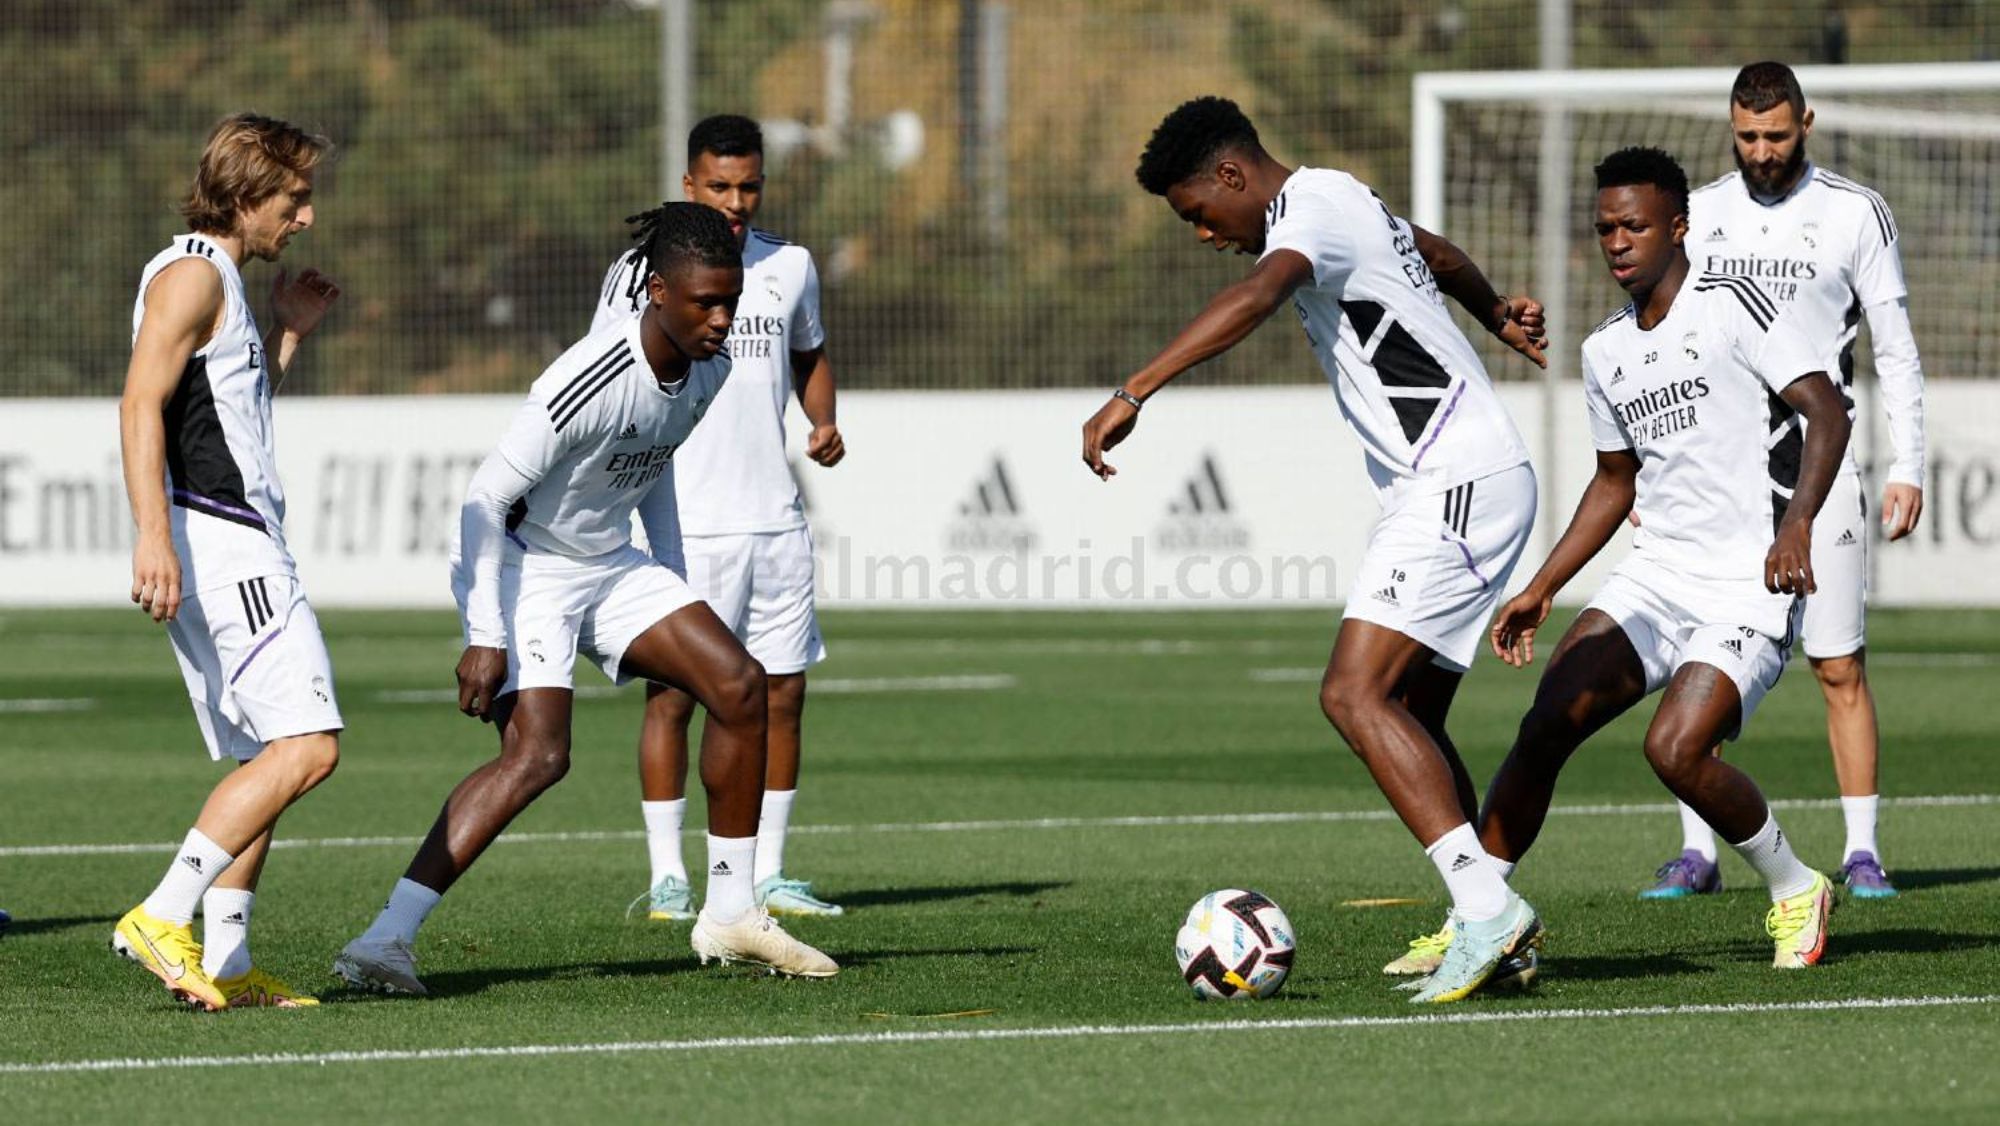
top-left (1, 0), bottom-right (1991, 396)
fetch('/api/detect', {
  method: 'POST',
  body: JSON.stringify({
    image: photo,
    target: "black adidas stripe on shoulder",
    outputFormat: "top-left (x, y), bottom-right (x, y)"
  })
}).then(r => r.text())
top-left (547, 341), bottom-right (634, 432)
top-left (1694, 273), bottom-right (1777, 331)
top-left (1587, 306), bottom-right (1635, 338)
top-left (1816, 170), bottom-right (1897, 244)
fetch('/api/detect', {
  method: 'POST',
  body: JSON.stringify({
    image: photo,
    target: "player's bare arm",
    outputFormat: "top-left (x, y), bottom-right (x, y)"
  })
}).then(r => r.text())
top-left (792, 345), bottom-right (844, 467)
top-left (265, 266), bottom-right (341, 382)
top-left (119, 259), bottom-right (225, 624)
top-left (1765, 371), bottom-right (1852, 596)
top-left (1413, 225), bottom-right (1547, 369)
top-left (1081, 249), bottom-right (1313, 479)
top-left (1491, 448), bottom-right (1640, 668)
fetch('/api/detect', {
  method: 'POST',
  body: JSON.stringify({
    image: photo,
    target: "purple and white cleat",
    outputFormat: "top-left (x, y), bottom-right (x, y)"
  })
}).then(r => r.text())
top-left (1840, 851), bottom-right (1899, 899)
top-left (1638, 850), bottom-right (1722, 899)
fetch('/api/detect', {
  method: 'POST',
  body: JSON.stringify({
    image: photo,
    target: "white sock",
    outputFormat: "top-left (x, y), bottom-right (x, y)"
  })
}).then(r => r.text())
top-left (362, 878), bottom-right (442, 945)
top-left (1425, 823), bottom-right (1512, 923)
top-left (704, 834), bottom-right (757, 923)
top-left (1678, 801), bottom-right (1718, 860)
top-left (201, 888), bottom-right (255, 979)
top-left (642, 799), bottom-right (689, 885)
top-left (754, 789), bottom-right (796, 885)
top-left (1841, 795), bottom-right (1880, 860)
top-left (141, 829), bottom-right (234, 924)
top-left (1728, 812), bottom-right (1818, 902)
top-left (1493, 859), bottom-right (1517, 880)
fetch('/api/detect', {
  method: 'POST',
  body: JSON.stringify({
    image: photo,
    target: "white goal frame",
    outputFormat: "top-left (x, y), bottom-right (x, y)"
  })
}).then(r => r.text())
top-left (1409, 62), bottom-right (2000, 556)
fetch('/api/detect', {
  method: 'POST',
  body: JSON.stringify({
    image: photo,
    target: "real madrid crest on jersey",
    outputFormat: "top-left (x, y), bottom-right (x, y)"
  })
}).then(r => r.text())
top-left (1681, 331), bottom-right (1701, 364)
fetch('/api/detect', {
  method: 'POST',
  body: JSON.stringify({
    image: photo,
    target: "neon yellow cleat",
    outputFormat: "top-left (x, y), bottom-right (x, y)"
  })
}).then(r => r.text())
top-left (1382, 913), bottom-right (1454, 975)
top-left (1766, 871), bottom-right (1834, 969)
top-left (111, 904), bottom-right (227, 1012)
top-left (218, 967), bottom-right (321, 1008)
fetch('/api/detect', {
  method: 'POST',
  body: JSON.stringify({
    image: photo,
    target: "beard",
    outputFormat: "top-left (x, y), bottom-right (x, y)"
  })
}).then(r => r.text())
top-left (1735, 140), bottom-right (1808, 201)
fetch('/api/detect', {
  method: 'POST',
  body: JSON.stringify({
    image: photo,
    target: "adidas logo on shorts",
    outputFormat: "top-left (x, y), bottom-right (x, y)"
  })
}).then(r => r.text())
top-left (1836, 529), bottom-right (1857, 546)
top-left (1721, 637), bottom-right (1744, 657)
top-left (1371, 586), bottom-right (1400, 607)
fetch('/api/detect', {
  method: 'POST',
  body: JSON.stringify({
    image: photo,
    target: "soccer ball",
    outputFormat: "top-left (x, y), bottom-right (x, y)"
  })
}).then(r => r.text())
top-left (1174, 889), bottom-right (1295, 1000)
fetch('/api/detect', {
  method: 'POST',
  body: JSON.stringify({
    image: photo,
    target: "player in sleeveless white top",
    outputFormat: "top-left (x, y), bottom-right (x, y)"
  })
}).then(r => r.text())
top-left (336, 204), bottom-right (836, 992)
top-left (1482, 146), bottom-right (1851, 972)
top-left (591, 116), bottom-right (848, 921)
top-left (113, 113), bottom-right (341, 1010)
top-left (1640, 62), bottom-right (1926, 897)
top-left (1085, 97), bottom-right (1549, 1003)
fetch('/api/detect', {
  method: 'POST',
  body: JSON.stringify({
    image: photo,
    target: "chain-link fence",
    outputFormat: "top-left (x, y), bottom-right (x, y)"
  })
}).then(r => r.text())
top-left (3, 0), bottom-right (1994, 396)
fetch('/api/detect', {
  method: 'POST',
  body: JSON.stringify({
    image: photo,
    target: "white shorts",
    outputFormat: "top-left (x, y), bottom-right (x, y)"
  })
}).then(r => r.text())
top-left (1586, 562), bottom-right (1801, 739)
top-left (682, 528), bottom-right (826, 675)
top-left (460, 545), bottom-right (701, 695)
top-left (1799, 470), bottom-right (1867, 660)
top-left (1343, 462), bottom-right (1537, 673)
top-left (167, 574), bottom-right (344, 762)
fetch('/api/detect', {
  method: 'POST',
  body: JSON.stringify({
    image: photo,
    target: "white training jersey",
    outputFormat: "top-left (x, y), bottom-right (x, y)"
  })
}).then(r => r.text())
top-left (592, 228), bottom-right (825, 534)
top-left (1258, 167), bottom-right (1530, 504)
top-left (1581, 273), bottom-right (1828, 633)
top-left (489, 314), bottom-right (730, 559)
top-left (1688, 164), bottom-right (1918, 478)
top-left (131, 233), bottom-right (294, 589)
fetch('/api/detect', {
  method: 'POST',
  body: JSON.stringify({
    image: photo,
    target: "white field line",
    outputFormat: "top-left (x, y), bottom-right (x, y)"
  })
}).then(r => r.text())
top-left (3, 993), bottom-right (1992, 1075)
top-left (370, 674), bottom-right (1014, 705)
top-left (0, 698), bottom-right (95, 713)
top-left (4, 794), bottom-right (1994, 860)
top-left (1248, 653), bottom-right (1999, 681)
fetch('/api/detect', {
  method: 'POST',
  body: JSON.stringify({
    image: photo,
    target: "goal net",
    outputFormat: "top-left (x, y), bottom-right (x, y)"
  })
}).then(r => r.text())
top-left (1413, 63), bottom-right (2000, 398)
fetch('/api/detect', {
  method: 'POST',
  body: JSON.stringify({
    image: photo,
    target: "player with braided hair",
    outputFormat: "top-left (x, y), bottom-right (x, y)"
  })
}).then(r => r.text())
top-left (336, 202), bottom-right (838, 990)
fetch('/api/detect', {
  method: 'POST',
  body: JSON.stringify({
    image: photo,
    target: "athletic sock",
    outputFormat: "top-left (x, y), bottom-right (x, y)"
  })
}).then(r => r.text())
top-left (1678, 801), bottom-right (1719, 861)
top-left (753, 789), bottom-right (796, 885)
top-left (1492, 859), bottom-right (1517, 881)
top-left (1841, 794), bottom-right (1880, 860)
top-left (1728, 812), bottom-right (1818, 902)
top-left (141, 829), bottom-right (235, 925)
top-left (704, 834), bottom-right (757, 924)
top-left (642, 799), bottom-right (689, 885)
top-left (361, 878), bottom-right (442, 946)
top-left (1425, 823), bottom-right (1512, 923)
top-left (201, 888), bottom-right (255, 980)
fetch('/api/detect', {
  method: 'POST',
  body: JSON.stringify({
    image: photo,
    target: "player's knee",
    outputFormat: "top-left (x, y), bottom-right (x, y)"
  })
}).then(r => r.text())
top-left (504, 731), bottom-right (572, 792)
top-left (1513, 705), bottom-right (1579, 769)
top-left (709, 657), bottom-right (768, 728)
top-left (266, 731), bottom-right (339, 789)
top-left (1318, 677), bottom-right (1384, 746)
top-left (1810, 653), bottom-right (1865, 701)
top-left (767, 674), bottom-right (806, 725)
top-left (1642, 730), bottom-right (1706, 789)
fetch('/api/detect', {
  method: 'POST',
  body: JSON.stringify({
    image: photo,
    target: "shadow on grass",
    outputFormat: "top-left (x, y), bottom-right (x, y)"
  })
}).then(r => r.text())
top-left (0, 914), bottom-right (114, 938)
top-left (332, 944), bottom-right (1040, 1000)
top-left (835, 881), bottom-right (1069, 909)
top-left (1537, 951), bottom-right (1714, 982)
top-left (1889, 866), bottom-right (2000, 892)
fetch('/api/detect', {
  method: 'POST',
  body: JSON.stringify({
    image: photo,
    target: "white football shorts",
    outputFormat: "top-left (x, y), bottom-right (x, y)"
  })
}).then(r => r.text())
top-left (457, 544), bottom-right (701, 695)
top-left (1799, 469), bottom-right (1867, 660)
top-left (1342, 462), bottom-right (1537, 673)
top-left (1585, 559), bottom-right (1802, 739)
top-left (681, 527), bottom-right (826, 675)
top-left (167, 573), bottom-right (344, 762)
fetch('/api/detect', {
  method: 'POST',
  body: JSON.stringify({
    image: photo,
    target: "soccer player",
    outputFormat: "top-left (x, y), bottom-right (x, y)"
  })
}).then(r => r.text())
top-left (334, 203), bottom-right (835, 992)
top-left (115, 113), bottom-right (342, 1010)
top-left (1479, 146), bottom-right (1850, 970)
top-left (1638, 61), bottom-right (1925, 900)
top-left (592, 116), bottom-right (846, 923)
top-left (1084, 97), bottom-right (1548, 1003)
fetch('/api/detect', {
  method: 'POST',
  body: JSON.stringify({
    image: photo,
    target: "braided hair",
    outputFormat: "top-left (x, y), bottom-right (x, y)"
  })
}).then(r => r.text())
top-left (623, 201), bottom-right (740, 285)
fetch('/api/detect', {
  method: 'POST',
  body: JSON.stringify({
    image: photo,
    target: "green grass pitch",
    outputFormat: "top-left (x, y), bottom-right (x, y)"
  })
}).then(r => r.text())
top-left (2, 606), bottom-right (1998, 1123)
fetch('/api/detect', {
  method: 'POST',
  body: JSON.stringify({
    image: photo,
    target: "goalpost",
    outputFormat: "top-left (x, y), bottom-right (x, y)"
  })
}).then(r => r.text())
top-left (1410, 62), bottom-right (2000, 557)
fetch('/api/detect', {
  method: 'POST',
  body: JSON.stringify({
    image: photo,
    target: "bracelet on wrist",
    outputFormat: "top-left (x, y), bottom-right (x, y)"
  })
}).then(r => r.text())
top-left (1111, 388), bottom-right (1144, 410)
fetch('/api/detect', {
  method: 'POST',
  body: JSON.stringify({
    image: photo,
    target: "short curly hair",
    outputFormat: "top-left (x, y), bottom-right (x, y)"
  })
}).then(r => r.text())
top-left (1594, 146), bottom-right (1690, 216)
top-left (1135, 96), bottom-right (1261, 196)
top-left (623, 201), bottom-right (741, 282)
